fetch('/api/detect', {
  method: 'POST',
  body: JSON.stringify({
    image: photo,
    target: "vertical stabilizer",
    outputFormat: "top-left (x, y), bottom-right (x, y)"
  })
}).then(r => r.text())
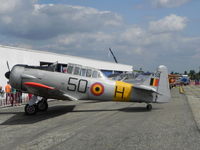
top-left (156, 65), bottom-right (171, 103)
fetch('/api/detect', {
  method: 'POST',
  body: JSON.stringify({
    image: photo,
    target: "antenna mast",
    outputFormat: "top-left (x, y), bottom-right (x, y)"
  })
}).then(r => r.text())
top-left (109, 48), bottom-right (118, 63)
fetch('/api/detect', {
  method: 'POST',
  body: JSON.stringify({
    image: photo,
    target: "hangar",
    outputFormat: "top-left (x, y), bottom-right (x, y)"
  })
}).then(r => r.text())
top-left (0, 45), bottom-right (133, 88)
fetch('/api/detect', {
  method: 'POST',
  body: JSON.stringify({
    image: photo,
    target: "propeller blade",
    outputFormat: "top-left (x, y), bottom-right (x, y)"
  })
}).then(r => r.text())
top-left (5, 61), bottom-right (11, 79)
top-left (6, 61), bottom-right (10, 72)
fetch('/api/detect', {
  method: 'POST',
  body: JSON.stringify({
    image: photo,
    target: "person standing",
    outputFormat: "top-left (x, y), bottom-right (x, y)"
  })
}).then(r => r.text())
top-left (0, 86), bottom-right (4, 106)
top-left (11, 87), bottom-right (16, 106)
top-left (5, 82), bottom-right (11, 105)
top-left (0, 86), bottom-right (4, 97)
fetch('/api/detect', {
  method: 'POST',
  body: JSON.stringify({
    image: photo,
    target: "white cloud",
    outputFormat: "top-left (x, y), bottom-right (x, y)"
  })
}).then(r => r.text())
top-left (0, 0), bottom-right (33, 14)
top-left (121, 27), bottom-right (145, 41)
top-left (0, 0), bottom-right (199, 72)
top-left (1, 16), bottom-right (12, 24)
top-left (56, 32), bottom-right (114, 52)
top-left (0, 0), bottom-right (123, 39)
top-left (152, 0), bottom-right (191, 8)
top-left (149, 14), bottom-right (188, 33)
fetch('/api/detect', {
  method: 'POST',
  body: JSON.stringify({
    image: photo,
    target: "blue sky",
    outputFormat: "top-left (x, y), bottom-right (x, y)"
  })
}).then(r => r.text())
top-left (0, 0), bottom-right (200, 73)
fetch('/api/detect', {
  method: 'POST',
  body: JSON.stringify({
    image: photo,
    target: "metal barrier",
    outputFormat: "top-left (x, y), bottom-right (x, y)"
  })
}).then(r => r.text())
top-left (0, 92), bottom-right (30, 108)
top-left (189, 80), bottom-right (200, 86)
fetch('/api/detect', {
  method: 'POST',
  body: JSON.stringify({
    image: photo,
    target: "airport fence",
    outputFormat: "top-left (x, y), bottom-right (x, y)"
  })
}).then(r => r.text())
top-left (0, 92), bottom-right (30, 108)
top-left (190, 80), bottom-right (199, 85)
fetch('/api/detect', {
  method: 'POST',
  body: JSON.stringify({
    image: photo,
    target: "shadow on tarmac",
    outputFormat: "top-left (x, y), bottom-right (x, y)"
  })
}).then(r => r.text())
top-left (73, 106), bottom-right (160, 113)
top-left (0, 105), bottom-right (161, 125)
top-left (0, 105), bottom-right (75, 125)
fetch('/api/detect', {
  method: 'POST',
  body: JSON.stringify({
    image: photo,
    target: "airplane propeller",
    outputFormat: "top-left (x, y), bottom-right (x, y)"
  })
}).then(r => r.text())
top-left (5, 61), bottom-right (11, 79)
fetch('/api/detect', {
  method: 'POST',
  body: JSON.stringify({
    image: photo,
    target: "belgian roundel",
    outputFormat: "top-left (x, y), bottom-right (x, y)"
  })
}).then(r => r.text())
top-left (90, 82), bottom-right (104, 96)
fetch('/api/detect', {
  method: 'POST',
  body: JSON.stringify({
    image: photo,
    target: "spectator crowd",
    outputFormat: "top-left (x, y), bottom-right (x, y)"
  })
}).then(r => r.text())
top-left (0, 82), bottom-right (29, 107)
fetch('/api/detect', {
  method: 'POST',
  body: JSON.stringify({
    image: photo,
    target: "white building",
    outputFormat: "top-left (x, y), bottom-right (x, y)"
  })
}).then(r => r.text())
top-left (0, 45), bottom-right (133, 88)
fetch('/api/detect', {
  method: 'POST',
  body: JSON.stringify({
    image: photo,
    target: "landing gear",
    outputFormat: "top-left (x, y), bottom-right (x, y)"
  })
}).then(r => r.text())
top-left (146, 104), bottom-right (152, 111)
top-left (25, 104), bottom-right (37, 115)
top-left (37, 98), bottom-right (48, 111)
top-left (24, 96), bottom-right (48, 115)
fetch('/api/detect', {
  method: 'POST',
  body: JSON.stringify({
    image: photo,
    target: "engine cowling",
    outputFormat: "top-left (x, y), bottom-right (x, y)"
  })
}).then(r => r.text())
top-left (9, 65), bottom-right (26, 91)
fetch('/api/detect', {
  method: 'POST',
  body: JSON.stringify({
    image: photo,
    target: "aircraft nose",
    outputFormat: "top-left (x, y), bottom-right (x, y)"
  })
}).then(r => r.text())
top-left (9, 65), bottom-right (25, 90)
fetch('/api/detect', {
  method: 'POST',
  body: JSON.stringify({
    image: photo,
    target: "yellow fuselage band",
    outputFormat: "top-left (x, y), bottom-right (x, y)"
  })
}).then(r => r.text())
top-left (113, 81), bottom-right (132, 102)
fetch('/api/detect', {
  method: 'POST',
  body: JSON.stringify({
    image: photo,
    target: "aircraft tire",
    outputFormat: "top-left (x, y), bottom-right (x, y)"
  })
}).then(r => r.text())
top-left (25, 104), bottom-right (37, 115)
top-left (146, 104), bottom-right (152, 111)
top-left (37, 99), bottom-right (48, 111)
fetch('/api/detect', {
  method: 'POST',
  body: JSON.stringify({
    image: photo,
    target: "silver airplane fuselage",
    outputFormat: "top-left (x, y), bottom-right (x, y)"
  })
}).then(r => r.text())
top-left (7, 63), bottom-right (170, 114)
top-left (9, 65), bottom-right (155, 103)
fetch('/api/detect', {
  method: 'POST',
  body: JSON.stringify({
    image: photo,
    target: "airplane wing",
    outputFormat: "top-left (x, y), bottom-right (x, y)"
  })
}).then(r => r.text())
top-left (24, 82), bottom-right (78, 101)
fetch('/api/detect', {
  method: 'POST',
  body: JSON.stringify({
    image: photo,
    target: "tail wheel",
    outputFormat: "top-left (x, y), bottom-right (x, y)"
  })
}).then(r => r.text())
top-left (146, 104), bottom-right (152, 111)
top-left (25, 104), bottom-right (37, 115)
top-left (37, 99), bottom-right (48, 111)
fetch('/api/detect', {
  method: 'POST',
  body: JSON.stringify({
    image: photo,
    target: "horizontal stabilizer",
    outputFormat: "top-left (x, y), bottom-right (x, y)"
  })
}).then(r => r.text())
top-left (134, 84), bottom-right (158, 93)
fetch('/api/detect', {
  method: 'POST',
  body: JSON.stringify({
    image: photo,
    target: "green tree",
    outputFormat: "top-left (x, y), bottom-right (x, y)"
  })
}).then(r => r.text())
top-left (189, 70), bottom-right (196, 80)
top-left (184, 71), bottom-right (187, 75)
top-left (195, 71), bottom-right (200, 80)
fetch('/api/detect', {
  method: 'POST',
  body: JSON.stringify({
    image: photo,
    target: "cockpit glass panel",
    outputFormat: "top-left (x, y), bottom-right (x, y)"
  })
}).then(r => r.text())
top-left (80, 68), bottom-right (86, 76)
top-left (86, 69), bottom-right (92, 77)
top-left (74, 67), bottom-right (80, 75)
top-left (67, 66), bottom-right (73, 74)
top-left (98, 72), bottom-right (102, 78)
top-left (92, 71), bottom-right (98, 78)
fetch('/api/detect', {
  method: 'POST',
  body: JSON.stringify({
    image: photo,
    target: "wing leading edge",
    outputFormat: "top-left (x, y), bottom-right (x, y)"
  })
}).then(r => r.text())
top-left (24, 82), bottom-right (55, 90)
top-left (24, 82), bottom-right (78, 101)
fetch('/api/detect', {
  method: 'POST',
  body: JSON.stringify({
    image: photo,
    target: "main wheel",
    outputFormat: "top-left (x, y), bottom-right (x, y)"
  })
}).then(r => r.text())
top-left (25, 104), bottom-right (37, 115)
top-left (37, 99), bottom-right (48, 111)
top-left (146, 104), bottom-right (152, 111)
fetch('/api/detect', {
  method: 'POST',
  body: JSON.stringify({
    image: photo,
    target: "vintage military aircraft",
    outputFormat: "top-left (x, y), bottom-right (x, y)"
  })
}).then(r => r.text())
top-left (5, 63), bottom-right (170, 115)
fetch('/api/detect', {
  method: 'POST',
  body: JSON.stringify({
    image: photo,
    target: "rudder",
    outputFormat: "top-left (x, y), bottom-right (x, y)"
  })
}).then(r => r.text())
top-left (156, 65), bottom-right (171, 103)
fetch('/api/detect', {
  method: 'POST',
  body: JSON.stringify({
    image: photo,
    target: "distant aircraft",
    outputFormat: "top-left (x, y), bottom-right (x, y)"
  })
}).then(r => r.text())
top-left (5, 63), bottom-right (171, 115)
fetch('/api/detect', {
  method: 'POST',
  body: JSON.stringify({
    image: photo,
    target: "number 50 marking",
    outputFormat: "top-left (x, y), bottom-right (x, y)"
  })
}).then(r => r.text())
top-left (67, 77), bottom-right (88, 93)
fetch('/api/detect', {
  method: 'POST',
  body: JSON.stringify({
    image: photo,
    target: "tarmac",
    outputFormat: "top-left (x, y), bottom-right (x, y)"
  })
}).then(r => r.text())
top-left (182, 85), bottom-right (200, 131)
top-left (0, 87), bottom-right (200, 150)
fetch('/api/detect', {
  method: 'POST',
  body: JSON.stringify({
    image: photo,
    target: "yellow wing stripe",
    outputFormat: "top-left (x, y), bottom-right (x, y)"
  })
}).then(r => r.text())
top-left (113, 81), bottom-right (132, 102)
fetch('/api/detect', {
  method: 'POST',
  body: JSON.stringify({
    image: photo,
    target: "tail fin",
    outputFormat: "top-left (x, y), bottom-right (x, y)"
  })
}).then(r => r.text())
top-left (142, 65), bottom-right (171, 102)
top-left (156, 65), bottom-right (171, 103)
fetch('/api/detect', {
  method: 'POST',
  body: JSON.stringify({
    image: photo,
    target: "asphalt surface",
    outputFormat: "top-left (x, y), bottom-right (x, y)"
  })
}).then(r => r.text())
top-left (183, 85), bottom-right (200, 130)
top-left (0, 88), bottom-right (200, 150)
